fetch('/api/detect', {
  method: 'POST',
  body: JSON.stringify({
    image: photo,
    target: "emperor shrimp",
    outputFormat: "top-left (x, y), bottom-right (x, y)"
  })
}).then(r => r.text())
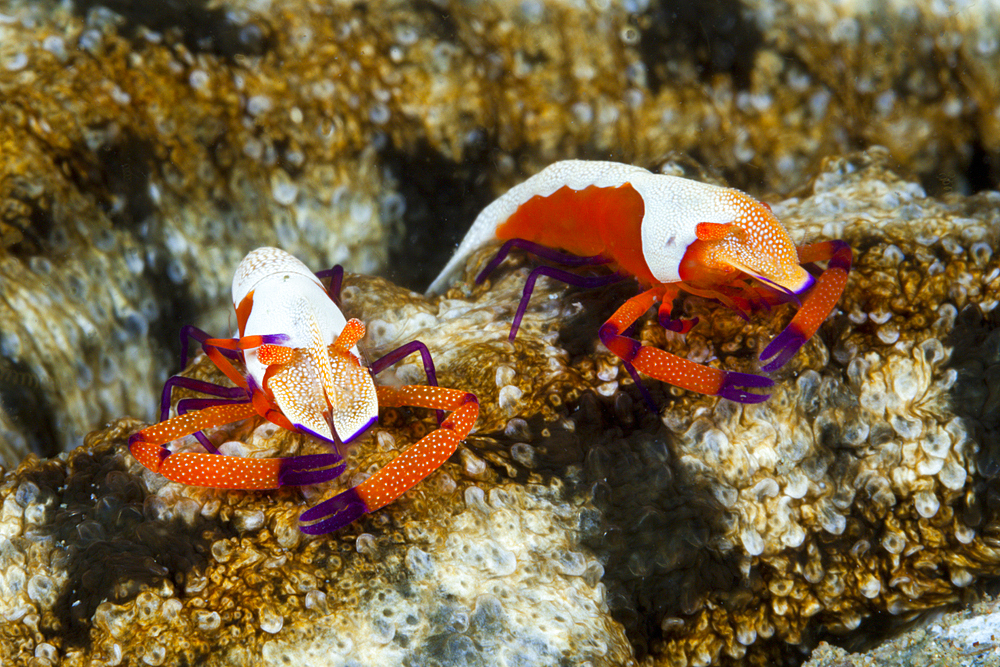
top-left (130, 247), bottom-right (478, 534)
top-left (428, 160), bottom-right (850, 405)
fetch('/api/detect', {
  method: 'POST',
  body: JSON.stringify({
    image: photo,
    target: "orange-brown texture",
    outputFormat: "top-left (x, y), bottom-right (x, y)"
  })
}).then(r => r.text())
top-left (2, 150), bottom-right (1000, 666)
top-left (3, 0), bottom-right (1000, 468)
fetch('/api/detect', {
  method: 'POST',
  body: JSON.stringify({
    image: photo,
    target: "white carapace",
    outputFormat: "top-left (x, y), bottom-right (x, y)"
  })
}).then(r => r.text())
top-left (232, 247), bottom-right (378, 444)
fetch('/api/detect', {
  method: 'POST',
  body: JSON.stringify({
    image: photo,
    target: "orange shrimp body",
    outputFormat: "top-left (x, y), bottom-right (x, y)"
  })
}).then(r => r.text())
top-left (429, 160), bottom-right (851, 404)
top-left (130, 247), bottom-right (479, 534)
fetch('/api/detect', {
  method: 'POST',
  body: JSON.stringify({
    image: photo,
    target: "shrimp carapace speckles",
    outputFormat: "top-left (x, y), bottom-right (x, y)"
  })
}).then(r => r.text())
top-left (129, 247), bottom-right (479, 534)
top-left (428, 160), bottom-right (851, 405)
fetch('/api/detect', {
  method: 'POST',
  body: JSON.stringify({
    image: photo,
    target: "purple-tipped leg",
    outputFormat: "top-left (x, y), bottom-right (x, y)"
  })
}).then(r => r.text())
top-left (370, 341), bottom-right (439, 387)
top-left (472, 237), bottom-right (626, 340)
top-left (178, 325), bottom-right (213, 369)
top-left (475, 238), bottom-right (609, 285)
top-left (759, 326), bottom-right (807, 373)
top-left (622, 360), bottom-right (658, 413)
top-left (716, 371), bottom-right (774, 404)
top-left (175, 396), bottom-right (253, 453)
top-left (277, 454), bottom-right (347, 487)
top-left (299, 487), bottom-right (369, 535)
top-left (177, 326), bottom-right (243, 368)
top-left (316, 264), bottom-right (345, 306)
top-left (370, 340), bottom-right (444, 423)
top-left (758, 239), bottom-right (852, 373)
top-left (159, 376), bottom-right (247, 422)
top-left (510, 266), bottom-right (625, 340)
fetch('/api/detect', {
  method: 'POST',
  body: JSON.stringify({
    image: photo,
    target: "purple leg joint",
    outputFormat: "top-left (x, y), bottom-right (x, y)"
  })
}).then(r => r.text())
top-left (510, 266), bottom-right (625, 340)
top-left (178, 325), bottom-right (212, 369)
top-left (598, 322), bottom-right (642, 362)
top-left (178, 326), bottom-right (243, 368)
top-left (278, 453), bottom-right (346, 487)
top-left (827, 241), bottom-right (853, 273)
top-left (299, 486), bottom-right (368, 534)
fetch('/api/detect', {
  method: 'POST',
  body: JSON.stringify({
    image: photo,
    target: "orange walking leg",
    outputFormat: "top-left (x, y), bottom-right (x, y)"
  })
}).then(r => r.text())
top-left (298, 385), bottom-right (479, 534)
top-left (599, 286), bottom-right (773, 404)
top-left (129, 402), bottom-right (345, 490)
top-left (759, 240), bottom-right (851, 372)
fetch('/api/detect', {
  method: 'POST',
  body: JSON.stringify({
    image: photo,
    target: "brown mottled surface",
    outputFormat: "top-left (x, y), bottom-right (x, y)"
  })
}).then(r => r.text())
top-left (1, 150), bottom-right (999, 666)
top-left (2, 0), bottom-right (1000, 466)
top-left (803, 594), bottom-right (1000, 667)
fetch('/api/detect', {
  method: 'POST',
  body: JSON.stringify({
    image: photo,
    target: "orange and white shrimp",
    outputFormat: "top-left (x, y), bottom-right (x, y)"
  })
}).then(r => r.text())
top-left (428, 160), bottom-right (851, 404)
top-left (129, 247), bottom-right (478, 534)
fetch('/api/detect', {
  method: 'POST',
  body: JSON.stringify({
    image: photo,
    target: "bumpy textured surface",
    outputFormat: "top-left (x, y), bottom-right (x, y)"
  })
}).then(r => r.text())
top-left (1, 150), bottom-right (999, 666)
top-left (0, 2), bottom-right (393, 463)
top-left (0, 427), bottom-right (631, 667)
top-left (803, 594), bottom-right (1000, 666)
top-left (2, 0), bottom-right (1000, 467)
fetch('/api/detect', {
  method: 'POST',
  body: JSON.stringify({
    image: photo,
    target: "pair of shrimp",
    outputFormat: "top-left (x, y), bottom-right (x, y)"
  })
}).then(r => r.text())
top-left (130, 161), bottom-right (849, 534)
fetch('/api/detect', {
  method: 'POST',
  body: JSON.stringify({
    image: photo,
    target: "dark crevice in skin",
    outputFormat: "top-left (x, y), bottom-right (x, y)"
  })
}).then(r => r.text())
top-left (960, 139), bottom-right (996, 196)
top-left (20, 438), bottom-right (234, 651)
top-left (2, 134), bottom-right (184, 447)
top-left (961, 141), bottom-right (999, 194)
top-left (87, 136), bottom-right (198, 375)
top-left (72, 0), bottom-right (272, 59)
top-left (942, 303), bottom-right (1000, 581)
top-left (411, 0), bottom-right (460, 42)
top-left (634, 0), bottom-right (764, 94)
top-left (45, 133), bottom-right (158, 237)
top-left (3, 196), bottom-right (55, 259)
top-left (378, 138), bottom-right (499, 292)
top-left (943, 304), bottom-right (1000, 483)
top-left (0, 357), bottom-right (60, 458)
top-left (761, 303), bottom-right (1000, 658)
top-left (143, 261), bottom-right (201, 377)
top-left (93, 136), bottom-right (159, 233)
top-left (572, 392), bottom-right (744, 660)
top-left (922, 139), bottom-right (999, 198)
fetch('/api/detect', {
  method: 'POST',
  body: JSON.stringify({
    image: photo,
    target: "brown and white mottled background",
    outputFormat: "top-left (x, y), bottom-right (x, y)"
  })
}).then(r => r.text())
top-left (1, 1), bottom-right (999, 666)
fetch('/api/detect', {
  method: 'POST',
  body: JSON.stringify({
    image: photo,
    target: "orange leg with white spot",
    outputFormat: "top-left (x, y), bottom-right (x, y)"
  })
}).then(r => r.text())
top-left (655, 283), bottom-right (699, 334)
top-left (129, 400), bottom-right (346, 490)
top-left (298, 385), bottom-right (479, 535)
top-left (129, 327), bottom-right (345, 491)
top-left (599, 286), bottom-right (774, 404)
top-left (759, 240), bottom-right (852, 372)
